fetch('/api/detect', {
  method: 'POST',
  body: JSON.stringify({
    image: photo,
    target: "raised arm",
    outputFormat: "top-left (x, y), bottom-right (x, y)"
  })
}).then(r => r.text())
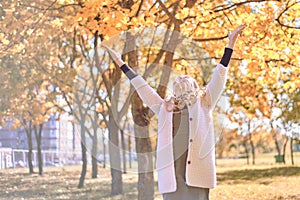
top-left (205, 25), bottom-right (247, 108)
top-left (101, 44), bottom-right (163, 114)
top-left (220, 24), bottom-right (247, 67)
top-left (227, 24), bottom-right (247, 49)
top-left (101, 44), bottom-right (136, 79)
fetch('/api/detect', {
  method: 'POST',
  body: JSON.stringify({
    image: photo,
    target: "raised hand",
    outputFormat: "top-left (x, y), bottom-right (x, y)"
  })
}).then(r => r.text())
top-left (228, 24), bottom-right (247, 49)
top-left (101, 44), bottom-right (125, 67)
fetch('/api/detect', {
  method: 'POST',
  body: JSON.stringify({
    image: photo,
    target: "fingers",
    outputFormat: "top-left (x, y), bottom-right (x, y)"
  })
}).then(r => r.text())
top-left (235, 24), bottom-right (247, 34)
top-left (237, 24), bottom-right (247, 32)
top-left (228, 24), bottom-right (246, 34)
top-left (229, 24), bottom-right (247, 39)
top-left (227, 24), bottom-right (247, 48)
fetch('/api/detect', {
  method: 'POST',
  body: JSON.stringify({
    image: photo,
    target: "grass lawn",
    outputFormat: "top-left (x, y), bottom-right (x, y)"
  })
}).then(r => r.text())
top-left (0, 153), bottom-right (300, 200)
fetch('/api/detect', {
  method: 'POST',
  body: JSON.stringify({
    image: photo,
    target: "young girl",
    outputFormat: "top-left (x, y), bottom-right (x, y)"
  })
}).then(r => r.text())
top-left (102, 24), bottom-right (246, 200)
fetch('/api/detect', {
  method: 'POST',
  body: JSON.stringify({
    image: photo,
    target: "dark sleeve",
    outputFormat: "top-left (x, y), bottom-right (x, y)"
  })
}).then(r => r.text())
top-left (120, 64), bottom-right (138, 80)
top-left (220, 48), bottom-right (233, 67)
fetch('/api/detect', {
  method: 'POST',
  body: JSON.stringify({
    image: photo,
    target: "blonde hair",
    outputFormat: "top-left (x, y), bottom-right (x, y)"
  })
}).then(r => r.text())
top-left (165, 75), bottom-right (206, 112)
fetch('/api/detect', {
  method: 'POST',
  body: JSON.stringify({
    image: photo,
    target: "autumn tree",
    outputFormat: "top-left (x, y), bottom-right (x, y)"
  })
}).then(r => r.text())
top-left (0, 0), bottom-right (80, 175)
top-left (279, 88), bottom-right (300, 164)
top-left (73, 0), bottom-right (300, 197)
top-left (1, 0), bottom-right (299, 198)
top-left (0, 53), bottom-right (57, 175)
top-left (222, 1), bottom-right (300, 163)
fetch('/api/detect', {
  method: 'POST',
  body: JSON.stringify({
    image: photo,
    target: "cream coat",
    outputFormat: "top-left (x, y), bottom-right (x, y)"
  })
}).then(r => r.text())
top-left (130, 64), bottom-right (228, 194)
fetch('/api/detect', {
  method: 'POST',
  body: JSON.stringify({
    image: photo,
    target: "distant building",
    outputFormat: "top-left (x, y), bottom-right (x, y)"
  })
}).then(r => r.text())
top-left (0, 115), bottom-right (81, 168)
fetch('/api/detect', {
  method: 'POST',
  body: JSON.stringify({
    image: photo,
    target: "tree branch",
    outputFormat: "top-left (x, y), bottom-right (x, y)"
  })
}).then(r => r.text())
top-left (213, 0), bottom-right (281, 12)
top-left (275, 1), bottom-right (300, 29)
top-left (193, 35), bottom-right (227, 42)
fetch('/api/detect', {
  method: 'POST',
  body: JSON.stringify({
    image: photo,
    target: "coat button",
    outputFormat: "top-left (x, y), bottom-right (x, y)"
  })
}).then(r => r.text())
top-left (189, 118), bottom-right (192, 121)
top-left (190, 139), bottom-right (193, 143)
top-left (187, 161), bottom-right (191, 164)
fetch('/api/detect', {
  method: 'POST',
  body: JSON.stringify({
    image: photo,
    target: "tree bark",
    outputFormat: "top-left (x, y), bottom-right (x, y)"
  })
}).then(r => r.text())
top-left (34, 124), bottom-right (44, 176)
top-left (91, 131), bottom-right (98, 178)
top-left (102, 132), bottom-right (106, 168)
top-left (91, 109), bottom-right (99, 178)
top-left (282, 136), bottom-right (289, 164)
top-left (108, 114), bottom-right (123, 195)
top-left (134, 124), bottom-right (155, 200)
top-left (125, 8), bottom-right (181, 198)
top-left (128, 134), bottom-right (132, 169)
top-left (249, 134), bottom-right (255, 165)
top-left (27, 133), bottom-right (34, 174)
top-left (24, 120), bottom-right (34, 174)
top-left (120, 130), bottom-right (127, 174)
top-left (125, 31), bottom-right (155, 200)
top-left (272, 128), bottom-right (281, 159)
top-left (94, 30), bottom-right (123, 194)
top-left (242, 137), bottom-right (250, 165)
top-left (78, 127), bottom-right (87, 188)
top-left (290, 138), bottom-right (294, 165)
top-left (72, 122), bottom-right (76, 163)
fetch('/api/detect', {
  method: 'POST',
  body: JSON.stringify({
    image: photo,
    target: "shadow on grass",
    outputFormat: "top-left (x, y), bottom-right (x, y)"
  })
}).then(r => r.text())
top-left (43, 181), bottom-right (138, 200)
top-left (217, 166), bottom-right (300, 183)
top-left (0, 170), bottom-right (140, 200)
top-left (1, 180), bottom-right (139, 200)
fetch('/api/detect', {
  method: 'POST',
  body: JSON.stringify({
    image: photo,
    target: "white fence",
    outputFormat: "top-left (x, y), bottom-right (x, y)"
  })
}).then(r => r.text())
top-left (0, 148), bottom-right (13, 169)
top-left (0, 148), bottom-right (81, 169)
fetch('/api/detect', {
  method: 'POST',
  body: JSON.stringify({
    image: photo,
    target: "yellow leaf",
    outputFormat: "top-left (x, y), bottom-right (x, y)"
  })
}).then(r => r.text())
top-left (2, 39), bottom-right (9, 45)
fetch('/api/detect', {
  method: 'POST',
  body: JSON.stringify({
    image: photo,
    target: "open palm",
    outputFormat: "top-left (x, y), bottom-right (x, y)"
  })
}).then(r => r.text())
top-left (229, 24), bottom-right (247, 41)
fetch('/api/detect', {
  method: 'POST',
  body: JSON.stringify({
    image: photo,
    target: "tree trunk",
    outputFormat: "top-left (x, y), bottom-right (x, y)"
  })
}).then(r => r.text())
top-left (25, 120), bottom-right (34, 174)
top-left (72, 122), bottom-right (76, 162)
top-left (128, 134), bottom-right (132, 169)
top-left (272, 129), bottom-right (281, 159)
top-left (290, 138), bottom-right (294, 165)
top-left (282, 136), bottom-right (289, 164)
top-left (249, 134), bottom-right (255, 165)
top-left (91, 131), bottom-right (98, 178)
top-left (95, 30), bottom-right (123, 195)
top-left (123, 3), bottom-right (182, 196)
top-left (127, 20), bottom-right (181, 200)
top-left (120, 130), bottom-right (127, 174)
top-left (243, 138), bottom-right (250, 165)
top-left (27, 138), bottom-right (34, 174)
top-left (124, 31), bottom-right (154, 200)
top-left (131, 84), bottom-right (155, 200)
top-left (135, 124), bottom-right (154, 200)
top-left (34, 124), bottom-right (44, 176)
top-left (37, 140), bottom-right (43, 175)
top-left (108, 114), bottom-right (123, 195)
top-left (102, 132), bottom-right (106, 168)
top-left (78, 127), bottom-right (87, 188)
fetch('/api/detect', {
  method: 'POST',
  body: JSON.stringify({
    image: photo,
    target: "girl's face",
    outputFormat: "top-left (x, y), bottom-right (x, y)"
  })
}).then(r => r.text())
top-left (173, 75), bottom-right (199, 100)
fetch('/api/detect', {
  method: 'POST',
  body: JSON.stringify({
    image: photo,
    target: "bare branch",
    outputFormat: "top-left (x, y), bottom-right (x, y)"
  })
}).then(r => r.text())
top-left (212, 0), bottom-right (281, 12)
top-left (276, 1), bottom-right (300, 29)
top-left (20, 2), bottom-right (81, 11)
top-left (193, 35), bottom-right (227, 42)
